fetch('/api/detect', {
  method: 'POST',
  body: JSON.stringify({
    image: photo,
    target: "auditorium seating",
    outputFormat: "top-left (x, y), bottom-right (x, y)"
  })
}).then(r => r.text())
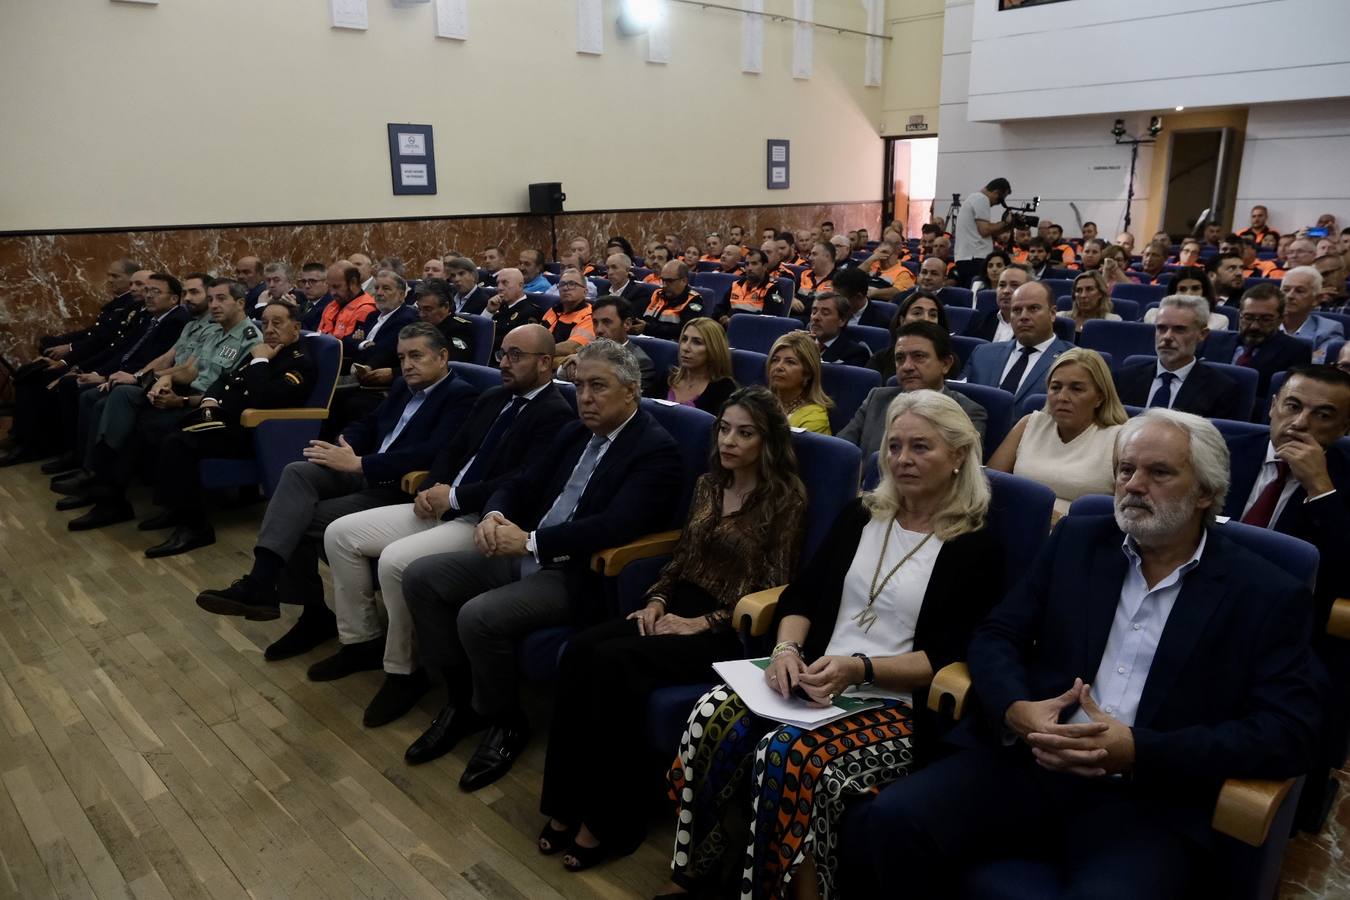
top-left (199, 332), bottom-right (342, 497)
top-left (819, 363), bottom-right (882, 433)
top-left (845, 323), bottom-right (892, 355)
top-left (950, 335), bottom-right (987, 367)
top-left (1110, 282), bottom-right (1167, 305)
top-left (731, 348), bottom-right (768, 388)
top-left (628, 334), bottom-right (678, 395)
top-left (463, 314), bottom-right (494, 365)
top-left (1056, 296), bottom-right (1140, 321)
top-left (1042, 278), bottom-right (1074, 298)
top-left (726, 315), bottom-right (800, 355)
top-left (947, 381), bottom-right (1016, 460)
top-left (1119, 354), bottom-right (1259, 418)
top-left (691, 272), bottom-right (738, 308)
top-left (448, 360), bottom-right (503, 393)
top-left (1078, 320), bottom-right (1155, 363)
top-left (944, 305), bottom-right (975, 334)
top-left (867, 299), bottom-right (899, 325)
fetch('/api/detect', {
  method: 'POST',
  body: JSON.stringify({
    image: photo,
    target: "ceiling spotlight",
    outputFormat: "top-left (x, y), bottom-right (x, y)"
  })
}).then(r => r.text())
top-left (1175, 105), bottom-right (1185, 111)
top-left (1111, 118), bottom-right (1126, 138)
top-left (618, 0), bottom-right (663, 36)
top-left (1148, 116), bottom-right (1163, 136)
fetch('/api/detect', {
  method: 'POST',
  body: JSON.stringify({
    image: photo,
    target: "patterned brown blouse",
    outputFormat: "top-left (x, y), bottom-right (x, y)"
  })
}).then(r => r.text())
top-left (646, 472), bottom-right (806, 629)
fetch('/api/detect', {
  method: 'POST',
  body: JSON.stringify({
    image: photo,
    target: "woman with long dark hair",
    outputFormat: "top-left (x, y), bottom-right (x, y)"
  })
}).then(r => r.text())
top-left (536, 386), bottom-right (808, 872)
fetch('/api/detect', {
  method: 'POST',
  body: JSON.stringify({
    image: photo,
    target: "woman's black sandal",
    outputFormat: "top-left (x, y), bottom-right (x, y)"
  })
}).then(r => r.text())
top-left (538, 820), bottom-right (579, 855)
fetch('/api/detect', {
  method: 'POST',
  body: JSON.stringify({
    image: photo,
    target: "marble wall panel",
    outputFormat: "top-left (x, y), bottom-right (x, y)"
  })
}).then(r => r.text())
top-left (0, 201), bottom-right (879, 363)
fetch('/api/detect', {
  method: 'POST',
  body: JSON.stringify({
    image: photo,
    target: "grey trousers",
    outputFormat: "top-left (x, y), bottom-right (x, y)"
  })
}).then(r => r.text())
top-left (255, 460), bottom-right (404, 603)
top-left (403, 550), bottom-right (573, 719)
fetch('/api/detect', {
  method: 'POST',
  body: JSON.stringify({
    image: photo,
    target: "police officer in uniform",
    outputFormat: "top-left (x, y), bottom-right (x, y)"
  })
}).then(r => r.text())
top-left (486, 267), bottom-right (542, 353)
top-left (634, 260), bottom-right (705, 341)
top-left (58, 278), bottom-right (263, 519)
top-left (412, 278), bottom-right (479, 362)
top-left (140, 300), bottom-right (316, 558)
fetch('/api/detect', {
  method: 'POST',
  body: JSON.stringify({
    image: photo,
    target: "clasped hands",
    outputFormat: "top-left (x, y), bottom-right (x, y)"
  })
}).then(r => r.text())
top-left (302, 436), bottom-right (363, 473)
top-left (1006, 678), bottom-right (1135, 777)
top-left (474, 511), bottom-right (529, 557)
top-left (626, 599), bottom-right (709, 637)
top-left (413, 483), bottom-right (452, 520)
top-left (763, 652), bottom-right (860, 706)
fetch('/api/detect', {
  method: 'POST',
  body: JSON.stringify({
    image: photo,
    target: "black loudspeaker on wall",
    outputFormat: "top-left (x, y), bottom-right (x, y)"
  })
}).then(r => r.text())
top-left (528, 182), bottom-right (565, 214)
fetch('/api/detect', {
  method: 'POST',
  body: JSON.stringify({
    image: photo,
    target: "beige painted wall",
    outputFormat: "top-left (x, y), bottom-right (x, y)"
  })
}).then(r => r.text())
top-left (0, 0), bottom-right (885, 232)
top-left (880, 0), bottom-right (944, 138)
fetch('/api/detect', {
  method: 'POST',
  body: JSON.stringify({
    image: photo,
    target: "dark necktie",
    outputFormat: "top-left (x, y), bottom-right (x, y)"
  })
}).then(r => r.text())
top-left (458, 396), bottom-right (526, 486)
top-left (521, 433), bottom-right (607, 578)
top-left (999, 345), bottom-right (1036, 394)
top-left (1235, 343), bottom-right (1257, 367)
top-left (1240, 460), bottom-right (1290, 528)
top-left (119, 316), bottom-right (160, 365)
top-left (1147, 371), bottom-right (1176, 408)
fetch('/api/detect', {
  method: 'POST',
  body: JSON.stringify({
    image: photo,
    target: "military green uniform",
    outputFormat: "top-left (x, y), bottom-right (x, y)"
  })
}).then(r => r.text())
top-left (169, 315), bottom-right (219, 370)
top-left (191, 317), bottom-right (263, 392)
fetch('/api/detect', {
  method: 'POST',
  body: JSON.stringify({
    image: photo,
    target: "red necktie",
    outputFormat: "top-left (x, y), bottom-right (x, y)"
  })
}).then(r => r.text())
top-left (1241, 460), bottom-right (1290, 528)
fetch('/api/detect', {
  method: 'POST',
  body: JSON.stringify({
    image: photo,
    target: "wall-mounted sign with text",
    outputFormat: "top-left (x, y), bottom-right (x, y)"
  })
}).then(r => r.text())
top-left (767, 139), bottom-right (790, 190)
top-left (904, 115), bottom-right (929, 133)
top-left (387, 124), bottom-right (437, 196)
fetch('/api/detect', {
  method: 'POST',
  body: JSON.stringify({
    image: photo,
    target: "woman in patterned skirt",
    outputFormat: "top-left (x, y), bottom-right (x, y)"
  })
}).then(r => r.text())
top-left (659, 389), bottom-right (1006, 899)
top-left (536, 385), bottom-right (807, 872)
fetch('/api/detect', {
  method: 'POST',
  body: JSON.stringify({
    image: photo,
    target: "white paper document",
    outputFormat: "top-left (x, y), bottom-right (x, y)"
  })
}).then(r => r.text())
top-left (712, 657), bottom-right (881, 730)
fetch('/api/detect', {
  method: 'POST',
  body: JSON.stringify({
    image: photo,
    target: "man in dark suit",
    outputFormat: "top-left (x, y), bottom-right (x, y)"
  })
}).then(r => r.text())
top-left (602, 253), bottom-right (647, 306)
top-left (346, 270), bottom-right (419, 371)
top-left (402, 339), bottom-right (682, 788)
top-left (1226, 366), bottom-right (1350, 825)
top-left (195, 318), bottom-right (478, 631)
top-left (315, 324), bottom-right (573, 728)
top-left (811, 293), bottom-right (870, 366)
top-left (848, 409), bottom-right (1322, 897)
top-left (447, 256), bottom-right (491, 315)
top-left (964, 264), bottom-right (1028, 343)
top-left (1207, 283), bottom-right (1311, 403)
top-left (1115, 295), bottom-right (1245, 420)
top-left (963, 281), bottom-right (1075, 406)
top-left (838, 322), bottom-right (987, 449)
top-left (833, 267), bottom-right (891, 329)
top-left (137, 301), bottom-right (321, 558)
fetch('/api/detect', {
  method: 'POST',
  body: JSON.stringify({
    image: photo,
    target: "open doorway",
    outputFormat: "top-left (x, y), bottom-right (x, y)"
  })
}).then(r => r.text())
top-left (882, 136), bottom-right (939, 237)
top-left (1160, 128), bottom-right (1244, 238)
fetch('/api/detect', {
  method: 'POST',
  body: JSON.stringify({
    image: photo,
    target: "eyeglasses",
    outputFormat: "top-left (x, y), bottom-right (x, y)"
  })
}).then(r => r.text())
top-left (142, 287), bottom-right (164, 297)
top-left (558, 281), bottom-right (584, 290)
top-left (298, 277), bottom-right (323, 285)
top-left (660, 277), bottom-right (682, 284)
top-left (1239, 313), bottom-right (1279, 324)
top-left (494, 348), bottom-right (550, 363)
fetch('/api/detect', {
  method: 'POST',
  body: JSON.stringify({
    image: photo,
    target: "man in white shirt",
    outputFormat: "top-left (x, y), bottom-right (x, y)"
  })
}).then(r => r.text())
top-left (964, 264), bottom-right (1028, 343)
top-left (954, 177), bottom-right (1014, 288)
top-left (1280, 266), bottom-right (1344, 363)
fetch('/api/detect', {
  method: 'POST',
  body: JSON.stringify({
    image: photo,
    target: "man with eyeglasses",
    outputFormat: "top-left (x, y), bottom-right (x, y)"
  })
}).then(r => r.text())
top-left (194, 321), bottom-right (478, 654)
top-left (542, 268), bottom-right (596, 358)
top-left (305, 324), bottom-right (574, 728)
top-left (298, 262), bottom-right (332, 329)
top-left (1314, 253), bottom-right (1349, 312)
top-left (1208, 283), bottom-right (1310, 403)
top-left (634, 260), bottom-right (706, 341)
top-left (413, 278), bottom-right (480, 363)
top-left (1280, 266), bottom-right (1344, 363)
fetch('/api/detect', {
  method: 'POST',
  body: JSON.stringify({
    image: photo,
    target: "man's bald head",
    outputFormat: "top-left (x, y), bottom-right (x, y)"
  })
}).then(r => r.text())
top-left (495, 267), bottom-right (525, 301)
top-left (510, 322), bottom-right (555, 355)
top-left (326, 262), bottom-right (361, 301)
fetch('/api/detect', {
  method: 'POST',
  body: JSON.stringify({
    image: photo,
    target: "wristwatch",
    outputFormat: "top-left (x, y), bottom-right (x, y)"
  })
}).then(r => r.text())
top-left (852, 652), bottom-right (874, 686)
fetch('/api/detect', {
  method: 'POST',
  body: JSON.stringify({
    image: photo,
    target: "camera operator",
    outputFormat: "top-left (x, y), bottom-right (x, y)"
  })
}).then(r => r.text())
top-left (954, 178), bottom-right (1015, 288)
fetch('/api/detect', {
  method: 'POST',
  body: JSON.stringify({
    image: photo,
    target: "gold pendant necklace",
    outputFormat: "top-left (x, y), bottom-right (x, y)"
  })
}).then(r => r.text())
top-left (853, 520), bottom-right (933, 634)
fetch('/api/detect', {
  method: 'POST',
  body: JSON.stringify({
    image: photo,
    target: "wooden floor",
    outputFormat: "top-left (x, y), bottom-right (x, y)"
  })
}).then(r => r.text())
top-left (0, 459), bottom-right (1346, 899)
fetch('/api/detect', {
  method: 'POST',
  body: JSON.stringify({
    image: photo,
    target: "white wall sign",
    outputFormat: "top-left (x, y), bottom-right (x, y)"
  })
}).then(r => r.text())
top-left (577, 0), bottom-right (603, 55)
top-left (434, 0), bottom-right (468, 39)
top-left (396, 132), bottom-right (426, 156)
top-left (792, 0), bottom-right (813, 80)
top-left (330, 0), bottom-right (368, 30)
top-left (741, 0), bottom-right (764, 74)
top-left (399, 164), bottom-right (429, 187)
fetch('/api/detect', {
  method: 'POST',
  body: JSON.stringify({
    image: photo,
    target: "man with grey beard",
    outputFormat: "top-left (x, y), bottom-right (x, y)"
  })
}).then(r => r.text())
top-left (849, 409), bottom-right (1322, 898)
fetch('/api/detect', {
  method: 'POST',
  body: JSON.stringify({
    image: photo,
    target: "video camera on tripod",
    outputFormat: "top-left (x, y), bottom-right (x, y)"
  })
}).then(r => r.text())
top-left (1002, 196), bottom-right (1041, 230)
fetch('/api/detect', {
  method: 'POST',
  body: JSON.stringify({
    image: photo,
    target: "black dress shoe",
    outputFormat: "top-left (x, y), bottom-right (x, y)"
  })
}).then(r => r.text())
top-left (306, 636), bottom-right (384, 682)
top-left (195, 576), bottom-right (280, 621)
top-left (138, 509), bottom-right (180, 531)
top-left (51, 471), bottom-right (96, 495)
top-left (56, 493), bottom-right (96, 512)
top-left (68, 499), bottom-right (135, 531)
top-left (145, 524), bottom-right (215, 558)
top-left (363, 670), bottom-right (431, 728)
top-left (40, 454), bottom-right (79, 475)
top-left (405, 702), bottom-right (488, 766)
top-left (459, 722), bottom-right (531, 792)
top-left (264, 605), bottom-right (338, 661)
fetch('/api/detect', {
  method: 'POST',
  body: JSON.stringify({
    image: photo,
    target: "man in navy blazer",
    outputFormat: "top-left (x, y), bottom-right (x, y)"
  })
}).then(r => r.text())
top-left (402, 339), bottom-right (682, 789)
top-left (194, 322), bottom-right (477, 633)
top-left (962, 280), bottom-right (1074, 405)
top-left (848, 409), bottom-right (1321, 898)
top-left (1114, 295), bottom-right (1246, 420)
top-left (1205, 283), bottom-right (1311, 406)
top-left (348, 277), bottom-right (419, 371)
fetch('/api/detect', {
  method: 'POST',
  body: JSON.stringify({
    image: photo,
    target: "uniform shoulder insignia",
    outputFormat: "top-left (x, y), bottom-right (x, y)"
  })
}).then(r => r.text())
top-left (452, 338), bottom-right (467, 350)
top-left (452, 315), bottom-right (471, 325)
top-left (243, 326), bottom-right (259, 339)
top-left (689, 302), bottom-right (703, 312)
top-left (284, 371), bottom-right (303, 385)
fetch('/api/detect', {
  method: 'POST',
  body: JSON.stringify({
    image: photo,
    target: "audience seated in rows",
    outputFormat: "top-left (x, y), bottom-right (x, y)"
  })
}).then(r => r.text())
top-left (1060, 270), bottom-right (1121, 341)
top-left (965, 262), bottom-right (1028, 342)
top-left (1223, 283), bottom-right (1312, 401)
top-left (1281, 266), bottom-right (1344, 362)
top-left (989, 347), bottom-right (1126, 515)
top-left (638, 262), bottom-right (706, 341)
top-left (1116, 295), bottom-right (1247, 420)
top-left (666, 318), bottom-right (737, 413)
top-left (809, 292), bottom-right (870, 367)
top-left (483, 267), bottom-right (542, 353)
top-left (963, 280), bottom-right (1075, 406)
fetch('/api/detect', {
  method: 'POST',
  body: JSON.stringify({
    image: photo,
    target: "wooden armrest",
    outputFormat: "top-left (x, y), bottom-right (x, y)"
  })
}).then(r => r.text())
top-left (1211, 777), bottom-right (1295, 846)
top-left (590, 530), bottom-right (682, 577)
top-left (401, 470), bottom-right (429, 495)
top-left (1327, 597), bottom-right (1350, 640)
top-left (927, 662), bottom-right (973, 719)
top-left (239, 407), bottom-right (328, 427)
top-left (734, 585), bottom-right (786, 638)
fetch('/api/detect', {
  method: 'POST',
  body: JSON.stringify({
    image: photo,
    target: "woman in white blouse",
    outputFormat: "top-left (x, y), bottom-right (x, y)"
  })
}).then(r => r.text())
top-left (989, 347), bottom-right (1128, 515)
top-left (661, 390), bottom-right (1006, 900)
